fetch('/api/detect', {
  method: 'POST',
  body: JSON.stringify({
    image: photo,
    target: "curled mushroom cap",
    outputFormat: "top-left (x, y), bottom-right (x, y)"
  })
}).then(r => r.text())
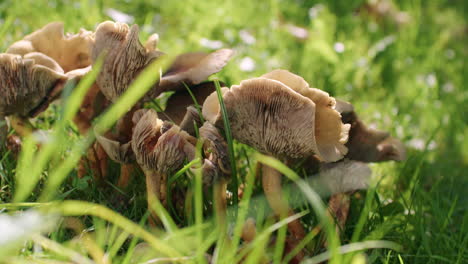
top-left (91, 21), bottom-right (164, 102)
top-left (262, 70), bottom-right (350, 162)
top-left (336, 99), bottom-right (406, 162)
top-left (7, 22), bottom-right (93, 72)
top-left (92, 21), bottom-right (233, 102)
top-left (131, 109), bottom-right (195, 173)
top-left (0, 53), bottom-right (66, 117)
top-left (202, 71), bottom-right (349, 162)
top-left (158, 49), bottom-right (234, 92)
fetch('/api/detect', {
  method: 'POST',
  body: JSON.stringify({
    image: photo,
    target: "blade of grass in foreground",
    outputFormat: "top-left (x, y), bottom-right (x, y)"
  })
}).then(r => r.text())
top-left (42, 200), bottom-right (181, 258)
top-left (214, 79), bottom-right (238, 206)
top-left (39, 57), bottom-right (169, 201)
top-left (302, 240), bottom-right (402, 264)
top-left (222, 162), bottom-right (257, 263)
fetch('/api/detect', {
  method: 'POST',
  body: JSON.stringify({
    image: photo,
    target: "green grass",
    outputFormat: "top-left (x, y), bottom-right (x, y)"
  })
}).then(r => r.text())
top-left (0, 0), bottom-right (467, 263)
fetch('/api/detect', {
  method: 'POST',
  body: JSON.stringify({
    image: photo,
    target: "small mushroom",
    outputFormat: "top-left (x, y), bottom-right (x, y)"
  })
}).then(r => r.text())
top-left (336, 99), bottom-right (406, 162)
top-left (199, 121), bottom-right (231, 215)
top-left (7, 22), bottom-right (93, 72)
top-left (202, 72), bottom-right (350, 243)
top-left (310, 100), bottom-right (406, 250)
top-left (131, 109), bottom-right (196, 222)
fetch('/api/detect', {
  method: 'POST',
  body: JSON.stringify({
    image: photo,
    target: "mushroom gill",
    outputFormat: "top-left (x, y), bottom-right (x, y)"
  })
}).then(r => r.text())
top-left (91, 21), bottom-right (164, 102)
top-left (262, 69), bottom-right (350, 162)
top-left (0, 53), bottom-right (66, 117)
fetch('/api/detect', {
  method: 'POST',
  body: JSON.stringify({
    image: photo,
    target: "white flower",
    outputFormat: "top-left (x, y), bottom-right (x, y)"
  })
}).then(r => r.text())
top-left (239, 57), bottom-right (256, 72)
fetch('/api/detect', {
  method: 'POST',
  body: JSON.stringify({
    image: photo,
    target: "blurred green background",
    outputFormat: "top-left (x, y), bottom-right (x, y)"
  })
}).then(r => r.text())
top-left (0, 0), bottom-right (466, 263)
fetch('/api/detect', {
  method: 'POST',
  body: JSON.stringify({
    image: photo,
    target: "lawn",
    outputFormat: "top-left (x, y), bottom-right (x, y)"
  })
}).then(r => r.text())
top-left (0, 0), bottom-right (466, 263)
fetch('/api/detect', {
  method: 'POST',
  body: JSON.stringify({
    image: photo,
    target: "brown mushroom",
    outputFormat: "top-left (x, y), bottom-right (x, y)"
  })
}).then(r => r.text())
top-left (130, 109), bottom-right (196, 222)
top-left (7, 22), bottom-right (93, 72)
top-left (202, 72), bottom-right (350, 245)
top-left (91, 21), bottom-right (165, 102)
top-left (310, 99), bottom-right (406, 250)
top-left (90, 21), bottom-right (233, 187)
top-left (199, 121), bottom-right (231, 216)
top-left (92, 20), bottom-right (233, 102)
top-left (0, 53), bottom-right (69, 139)
top-left (336, 99), bottom-right (406, 162)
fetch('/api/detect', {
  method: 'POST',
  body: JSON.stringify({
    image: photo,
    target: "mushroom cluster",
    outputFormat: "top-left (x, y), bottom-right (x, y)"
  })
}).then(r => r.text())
top-left (199, 69), bottom-right (406, 257)
top-left (0, 22), bottom-right (93, 144)
top-left (1, 20), bottom-right (406, 261)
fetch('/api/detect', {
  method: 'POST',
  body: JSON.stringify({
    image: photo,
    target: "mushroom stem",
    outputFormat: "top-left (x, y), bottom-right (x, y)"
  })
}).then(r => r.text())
top-left (144, 168), bottom-right (167, 225)
top-left (213, 180), bottom-right (228, 224)
top-left (262, 164), bottom-right (305, 241)
top-left (328, 192), bottom-right (351, 233)
top-left (118, 164), bottom-right (135, 188)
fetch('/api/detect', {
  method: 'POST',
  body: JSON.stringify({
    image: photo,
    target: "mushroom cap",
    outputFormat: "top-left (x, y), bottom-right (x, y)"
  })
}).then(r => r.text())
top-left (95, 134), bottom-right (135, 164)
top-left (131, 109), bottom-right (195, 173)
top-left (7, 22), bottom-right (93, 72)
top-left (199, 121), bottom-right (231, 183)
top-left (0, 53), bottom-right (66, 117)
top-left (336, 99), bottom-right (406, 162)
top-left (202, 70), bottom-right (349, 162)
top-left (92, 21), bottom-right (164, 102)
top-left (204, 78), bottom-right (320, 160)
top-left (262, 70), bottom-right (349, 162)
top-left (158, 49), bottom-right (234, 93)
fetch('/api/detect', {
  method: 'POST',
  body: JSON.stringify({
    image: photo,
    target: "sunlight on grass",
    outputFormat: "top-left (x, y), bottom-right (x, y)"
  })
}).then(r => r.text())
top-left (0, 0), bottom-right (466, 263)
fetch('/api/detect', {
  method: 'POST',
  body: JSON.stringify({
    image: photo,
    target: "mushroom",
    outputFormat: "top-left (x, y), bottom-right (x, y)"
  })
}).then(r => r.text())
top-left (131, 109), bottom-right (197, 222)
top-left (308, 99), bottom-right (406, 248)
top-left (201, 70), bottom-right (350, 242)
top-left (7, 22), bottom-right (93, 72)
top-left (91, 21), bottom-right (233, 187)
top-left (336, 99), bottom-right (406, 162)
top-left (199, 121), bottom-right (231, 215)
top-left (0, 53), bottom-right (69, 139)
top-left (92, 21), bottom-right (233, 103)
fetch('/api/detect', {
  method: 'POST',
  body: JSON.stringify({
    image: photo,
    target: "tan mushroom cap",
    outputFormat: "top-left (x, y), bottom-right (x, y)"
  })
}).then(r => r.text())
top-left (336, 99), bottom-right (406, 162)
top-left (95, 134), bottom-right (134, 164)
top-left (202, 86), bottom-right (229, 124)
top-left (131, 109), bottom-right (195, 173)
top-left (262, 70), bottom-right (349, 162)
top-left (0, 53), bottom-right (66, 117)
top-left (158, 49), bottom-right (234, 92)
top-left (204, 78), bottom-right (320, 160)
top-left (203, 71), bottom-right (349, 162)
top-left (91, 21), bottom-right (164, 102)
top-left (7, 22), bottom-right (93, 72)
